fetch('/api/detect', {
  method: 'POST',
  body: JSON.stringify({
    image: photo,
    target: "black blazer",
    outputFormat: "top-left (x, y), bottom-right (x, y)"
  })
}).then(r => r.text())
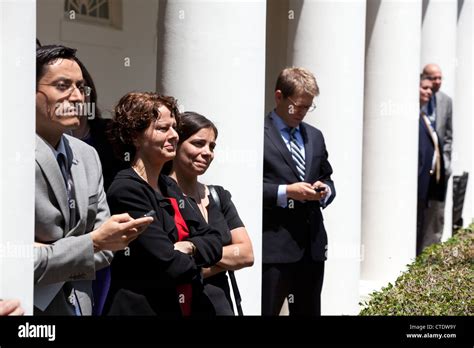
top-left (104, 169), bottom-right (222, 316)
top-left (418, 115), bottom-right (446, 206)
top-left (262, 113), bottom-right (335, 264)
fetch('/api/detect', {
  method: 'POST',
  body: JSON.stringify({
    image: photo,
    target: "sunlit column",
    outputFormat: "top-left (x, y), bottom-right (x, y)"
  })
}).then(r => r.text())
top-left (287, 0), bottom-right (367, 315)
top-left (361, 0), bottom-right (422, 294)
top-left (0, 0), bottom-right (35, 314)
top-left (156, 0), bottom-right (266, 315)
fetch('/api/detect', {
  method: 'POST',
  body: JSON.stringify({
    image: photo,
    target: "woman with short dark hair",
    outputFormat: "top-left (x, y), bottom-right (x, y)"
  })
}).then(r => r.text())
top-left (167, 112), bottom-right (254, 315)
top-left (104, 93), bottom-right (222, 316)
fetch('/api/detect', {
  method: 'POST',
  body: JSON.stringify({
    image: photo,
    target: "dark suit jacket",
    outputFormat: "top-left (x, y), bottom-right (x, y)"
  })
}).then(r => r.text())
top-left (433, 91), bottom-right (453, 179)
top-left (418, 115), bottom-right (446, 206)
top-left (262, 113), bottom-right (335, 264)
top-left (104, 169), bottom-right (222, 316)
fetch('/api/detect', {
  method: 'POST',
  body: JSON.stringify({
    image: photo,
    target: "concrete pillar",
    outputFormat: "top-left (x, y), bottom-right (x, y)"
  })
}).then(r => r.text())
top-left (156, 0), bottom-right (266, 315)
top-left (361, 0), bottom-right (422, 293)
top-left (421, 0), bottom-right (458, 96)
top-left (421, 0), bottom-right (458, 242)
top-left (265, 0), bottom-right (290, 113)
top-left (0, 0), bottom-right (35, 314)
top-left (453, 0), bottom-right (473, 226)
top-left (287, 0), bottom-right (366, 315)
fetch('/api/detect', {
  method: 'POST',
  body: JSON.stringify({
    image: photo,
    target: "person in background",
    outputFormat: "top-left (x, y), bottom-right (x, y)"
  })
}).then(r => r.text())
top-left (37, 40), bottom-right (125, 191)
top-left (167, 112), bottom-right (254, 315)
top-left (104, 92), bottom-right (222, 316)
top-left (70, 58), bottom-right (127, 191)
top-left (419, 63), bottom-right (453, 253)
top-left (417, 75), bottom-right (446, 255)
top-left (262, 67), bottom-right (335, 316)
top-left (34, 45), bottom-right (152, 315)
top-left (66, 54), bottom-right (127, 315)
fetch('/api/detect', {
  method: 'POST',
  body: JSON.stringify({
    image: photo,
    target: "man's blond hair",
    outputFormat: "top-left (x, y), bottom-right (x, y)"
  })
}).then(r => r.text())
top-left (275, 67), bottom-right (320, 98)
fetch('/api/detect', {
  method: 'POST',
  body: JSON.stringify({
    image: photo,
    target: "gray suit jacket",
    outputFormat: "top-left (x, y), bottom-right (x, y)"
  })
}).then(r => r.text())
top-left (435, 90), bottom-right (453, 178)
top-left (34, 134), bottom-right (113, 315)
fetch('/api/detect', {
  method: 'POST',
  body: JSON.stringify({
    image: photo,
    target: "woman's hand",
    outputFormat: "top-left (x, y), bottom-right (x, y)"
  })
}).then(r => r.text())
top-left (174, 241), bottom-right (196, 255)
top-left (201, 265), bottom-right (226, 279)
top-left (216, 227), bottom-right (254, 271)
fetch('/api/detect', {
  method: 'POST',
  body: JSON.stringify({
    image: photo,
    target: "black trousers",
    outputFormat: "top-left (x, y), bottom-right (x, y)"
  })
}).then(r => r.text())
top-left (262, 259), bottom-right (325, 316)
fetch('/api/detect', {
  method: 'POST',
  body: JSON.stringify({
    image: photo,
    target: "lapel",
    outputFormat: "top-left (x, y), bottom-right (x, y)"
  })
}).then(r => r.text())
top-left (160, 175), bottom-right (204, 226)
top-left (35, 134), bottom-right (70, 231)
top-left (64, 136), bottom-right (87, 235)
top-left (420, 113), bottom-right (436, 147)
top-left (434, 92), bottom-right (445, 134)
top-left (264, 113), bottom-right (301, 180)
top-left (300, 123), bottom-right (314, 181)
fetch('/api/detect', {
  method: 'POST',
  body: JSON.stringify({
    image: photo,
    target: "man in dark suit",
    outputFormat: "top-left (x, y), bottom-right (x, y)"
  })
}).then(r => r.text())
top-left (262, 67), bottom-right (335, 316)
top-left (419, 64), bottom-right (453, 252)
top-left (417, 74), bottom-right (447, 255)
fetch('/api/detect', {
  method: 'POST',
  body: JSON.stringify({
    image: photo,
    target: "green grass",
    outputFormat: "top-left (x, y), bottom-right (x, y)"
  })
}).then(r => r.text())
top-left (360, 224), bottom-right (473, 316)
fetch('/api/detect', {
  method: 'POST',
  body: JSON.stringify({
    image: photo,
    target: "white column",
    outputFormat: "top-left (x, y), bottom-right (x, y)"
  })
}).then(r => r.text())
top-left (421, 0), bottom-right (458, 96)
top-left (0, 0), bottom-right (35, 314)
top-left (361, 1), bottom-right (422, 292)
top-left (453, 0), bottom-right (473, 226)
top-left (265, 0), bottom-right (290, 114)
top-left (287, 0), bottom-right (366, 315)
top-left (421, 0), bottom-right (458, 242)
top-left (156, 0), bottom-right (266, 315)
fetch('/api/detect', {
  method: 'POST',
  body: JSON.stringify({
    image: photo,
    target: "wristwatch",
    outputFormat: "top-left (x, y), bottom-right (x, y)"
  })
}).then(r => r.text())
top-left (189, 241), bottom-right (196, 256)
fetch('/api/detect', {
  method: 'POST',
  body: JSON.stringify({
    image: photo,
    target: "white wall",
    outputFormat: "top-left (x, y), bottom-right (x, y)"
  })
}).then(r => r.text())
top-left (37, 0), bottom-right (159, 116)
top-left (286, 0), bottom-right (366, 315)
top-left (453, 0), bottom-right (473, 226)
top-left (156, 0), bottom-right (266, 315)
top-left (421, 0), bottom-right (458, 243)
top-left (421, 0), bottom-right (458, 97)
top-left (361, 0), bottom-right (422, 286)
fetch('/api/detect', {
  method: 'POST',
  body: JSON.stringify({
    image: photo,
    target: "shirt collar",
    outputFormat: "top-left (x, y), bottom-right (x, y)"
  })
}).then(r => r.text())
top-left (51, 136), bottom-right (71, 169)
top-left (56, 136), bottom-right (67, 158)
top-left (270, 110), bottom-right (301, 133)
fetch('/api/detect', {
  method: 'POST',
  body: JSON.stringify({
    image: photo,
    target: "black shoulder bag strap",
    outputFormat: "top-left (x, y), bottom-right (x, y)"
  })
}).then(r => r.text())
top-left (208, 185), bottom-right (244, 316)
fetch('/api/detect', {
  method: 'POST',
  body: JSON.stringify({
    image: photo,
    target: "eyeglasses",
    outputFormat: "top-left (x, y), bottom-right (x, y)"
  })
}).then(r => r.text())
top-left (38, 81), bottom-right (92, 97)
top-left (287, 96), bottom-right (317, 112)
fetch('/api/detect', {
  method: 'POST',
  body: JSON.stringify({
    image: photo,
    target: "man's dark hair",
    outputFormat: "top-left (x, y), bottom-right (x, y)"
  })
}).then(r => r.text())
top-left (420, 73), bottom-right (431, 82)
top-left (36, 45), bottom-right (78, 86)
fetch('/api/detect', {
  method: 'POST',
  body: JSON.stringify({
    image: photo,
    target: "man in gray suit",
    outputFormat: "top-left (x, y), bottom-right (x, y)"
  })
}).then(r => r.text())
top-left (419, 63), bottom-right (453, 253)
top-left (35, 45), bottom-right (153, 315)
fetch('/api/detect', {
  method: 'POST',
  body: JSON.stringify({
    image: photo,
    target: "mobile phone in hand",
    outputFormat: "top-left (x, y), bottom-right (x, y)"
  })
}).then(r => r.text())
top-left (144, 210), bottom-right (156, 218)
top-left (137, 210), bottom-right (156, 233)
top-left (314, 187), bottom-right (325, 193)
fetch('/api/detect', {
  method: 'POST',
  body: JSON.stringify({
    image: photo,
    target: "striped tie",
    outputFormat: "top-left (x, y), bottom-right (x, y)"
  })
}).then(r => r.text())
top-left (57, 153), bottom-right (77, 230)
top-left (288, 127), bottom-right (305, 181)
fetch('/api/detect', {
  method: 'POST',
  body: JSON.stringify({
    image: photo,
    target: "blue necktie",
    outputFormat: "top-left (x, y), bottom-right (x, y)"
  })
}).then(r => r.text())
top-left (57, 153), bottom-right (82, 316)
top-left (288, 128), bottom-right (305, 181)
top-left (427, 95), bottom-right (437, 128)
top-left (57, 153), bottom-right (77, 230)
